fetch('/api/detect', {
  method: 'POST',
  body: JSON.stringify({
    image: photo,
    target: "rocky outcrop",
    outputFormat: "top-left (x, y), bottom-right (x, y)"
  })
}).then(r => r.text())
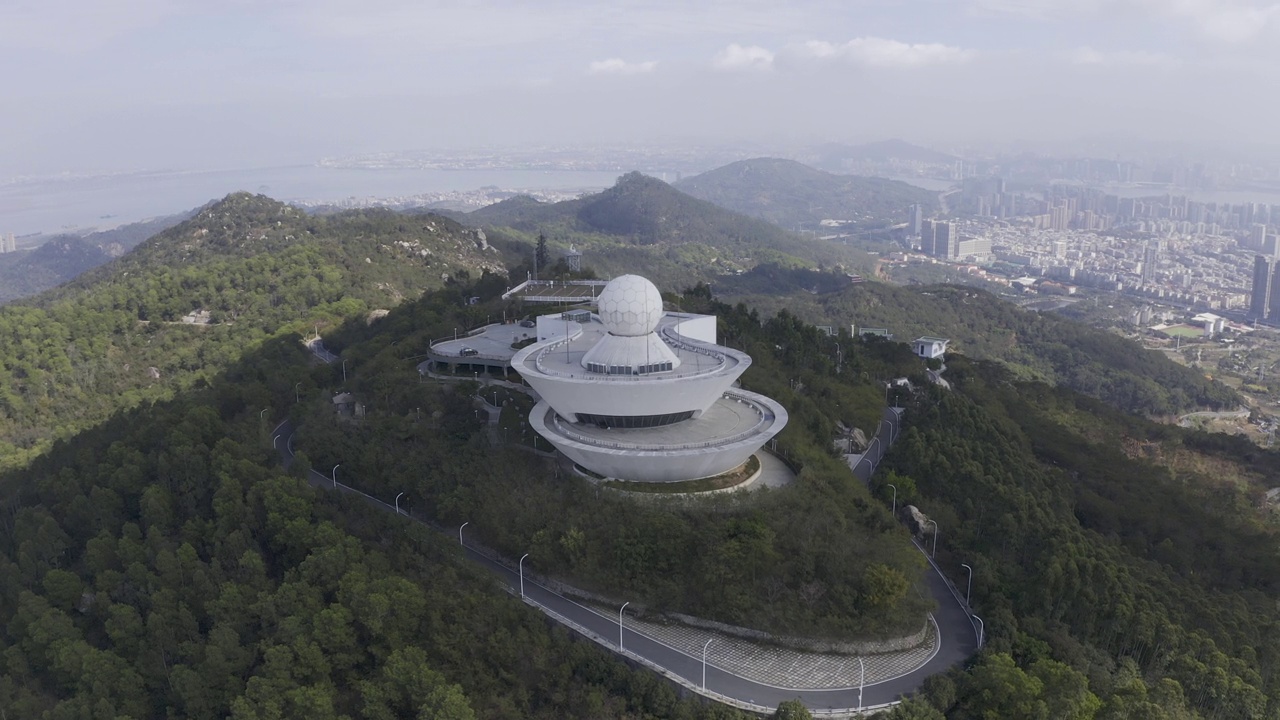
top-left (901, 505), bottom-right (930, 539)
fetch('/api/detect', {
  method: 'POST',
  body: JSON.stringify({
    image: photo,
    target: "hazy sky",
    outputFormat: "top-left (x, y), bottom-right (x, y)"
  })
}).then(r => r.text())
top-left (4, 0), bottom-right (1280, 174)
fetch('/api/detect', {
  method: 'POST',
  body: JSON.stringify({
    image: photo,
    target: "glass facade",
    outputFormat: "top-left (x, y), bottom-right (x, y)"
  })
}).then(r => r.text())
top-left (584, 361), bottom-right (674, 375)
top-left (574, 411), bottom-right (694, 429)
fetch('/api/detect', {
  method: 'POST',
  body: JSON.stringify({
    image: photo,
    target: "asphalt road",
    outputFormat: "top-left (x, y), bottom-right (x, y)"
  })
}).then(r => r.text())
top-left (271, 415), bottom-right (978, 712)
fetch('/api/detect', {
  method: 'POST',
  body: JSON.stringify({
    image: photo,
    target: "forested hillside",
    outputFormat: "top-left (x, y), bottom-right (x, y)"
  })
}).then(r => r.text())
top-left (732, 283), bottom-right (1237, 416)
top-left (0, 213), bottom-right (191, 304)
top-left (3, 269), bottom-right (1279, 718)
top-left (673, 157), bottom-right (935, 230)
top-left (877, 357), bottom-right (1280, 719)
top-left (0, 237), bottom-right (110, 304)
top-left (0, 335), bottom-right (750, 720)
top-left (0, 192), bottom-right (504, 467)
top-left (295, 288), bottom-right (933, 641)
top-left (459, 172), bottom-right (866, 289)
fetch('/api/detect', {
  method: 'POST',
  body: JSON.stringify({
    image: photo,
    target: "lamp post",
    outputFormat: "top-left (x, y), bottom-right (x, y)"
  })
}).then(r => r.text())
top-left (618, 602), bottom-right (629, 651)
top-left (887, 483), bottom-right (897, 517)
top-left (972, 614), bottom-right (985, 648)
top-left (295, 382), bottom-right (301, 403)
top-left (925, 519), bottom-right (938, 558)
top-left (459, 522), bottom-right (468, 547)
top-left (342, 359), bottom-right (347, 384)
top-left (519, 553), bottom-right (529, 599)
top-left (259, 408), bottom-right (267, 421)
top-left (331, 464), bottom-right (340, 489)
top-left (858, 657), bottom-right (865, 712)
top-left (702, 639), bottom-right (712, 689)
top-left (961, 563), bottom-right (973, 605)
top-left (395, 492), bottom-right (404, 515)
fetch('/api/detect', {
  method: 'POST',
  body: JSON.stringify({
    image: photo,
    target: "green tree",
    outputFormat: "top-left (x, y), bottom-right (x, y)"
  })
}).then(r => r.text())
top-left (884, 697), bottom-right (945, 719)
top-left (535, 233), bottom-right (550, 277)
top-left (773, 699), bottom-right (813, 720)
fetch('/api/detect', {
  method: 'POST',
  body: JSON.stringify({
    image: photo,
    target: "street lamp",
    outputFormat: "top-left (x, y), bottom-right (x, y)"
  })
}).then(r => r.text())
top-left (395, 492), bottom-right (404, 515)
top-left (961, 563), bottom-right (973, 605)
top-left (459, 522), bottom-right (468, 547)
top-left (342, 359), bottom-right (347, 384)
top-left (972, 614), bottom-right (985, 648)
top-left (519, 553), bottom-right (529, 599)
top-left (858, 657), bottom-right (865, 712)
top-left (924, 519), bottom-right (938, 558)
top-left (702, 639), bottom-right (712, 689)
top-left (331, 464), bottom-right (340, 489)
top-left (295, 382), bottom-right (301, 403)
top-left (259, 408), bottom-right (267, 421)
top-left (618, 601), bottom-right (629, 651)
top-left (887, 483), bottom-right (897, 517)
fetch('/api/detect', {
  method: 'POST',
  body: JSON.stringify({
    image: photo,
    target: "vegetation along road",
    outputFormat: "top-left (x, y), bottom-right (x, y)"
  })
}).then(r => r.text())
top-left (272, 404), bottom-right (979, 714)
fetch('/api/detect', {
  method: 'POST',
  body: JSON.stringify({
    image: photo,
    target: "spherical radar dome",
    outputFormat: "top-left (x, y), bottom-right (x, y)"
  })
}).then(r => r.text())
top-left (596, 275), bottom-right (664, 336)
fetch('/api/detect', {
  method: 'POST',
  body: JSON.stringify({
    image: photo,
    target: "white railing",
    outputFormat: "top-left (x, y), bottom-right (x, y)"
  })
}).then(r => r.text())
top-left (525, 598), bottom-right (896, 717)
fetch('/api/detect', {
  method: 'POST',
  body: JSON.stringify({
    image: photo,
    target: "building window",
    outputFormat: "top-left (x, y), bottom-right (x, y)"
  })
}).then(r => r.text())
top-left (575, 411), bottom-right (694, 428)
top-left (585, 361), bottom-right (673, 375)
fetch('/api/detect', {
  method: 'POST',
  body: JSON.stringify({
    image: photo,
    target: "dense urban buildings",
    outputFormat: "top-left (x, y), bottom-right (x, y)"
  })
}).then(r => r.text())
top-left (900, 179), bottom-right (1280, 313)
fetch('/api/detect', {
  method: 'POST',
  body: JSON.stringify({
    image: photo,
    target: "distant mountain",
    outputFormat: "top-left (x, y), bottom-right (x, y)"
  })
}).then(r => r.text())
top-left (673, 157), bottom-right (936, 229)
top-left (460, 171), bottom-right (866, 288)
top-left (0, 213), bottom-right (191, 303)
top-left (0, 237), bottom-right (108, 303)
top-left (0, 192), bottom-right (506, 465)
top-left (815, 139), bottom-right (959, 166)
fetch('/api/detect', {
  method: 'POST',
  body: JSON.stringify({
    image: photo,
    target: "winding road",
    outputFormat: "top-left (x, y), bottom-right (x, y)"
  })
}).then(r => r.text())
top-left (280, 340), bottom-right (978, 713)
top-left (271, 405), bottom-right (978, 713)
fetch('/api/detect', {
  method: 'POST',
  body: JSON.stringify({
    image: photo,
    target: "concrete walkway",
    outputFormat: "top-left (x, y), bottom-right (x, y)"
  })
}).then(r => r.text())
top-left (756, 450), bottom-right (795, 489)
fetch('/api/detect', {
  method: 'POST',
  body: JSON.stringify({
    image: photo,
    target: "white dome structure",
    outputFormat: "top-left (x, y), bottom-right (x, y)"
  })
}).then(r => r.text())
top-left (596, 275), bottom-right (664, 337)
top-left (510, 273), bottom-right (788, 483)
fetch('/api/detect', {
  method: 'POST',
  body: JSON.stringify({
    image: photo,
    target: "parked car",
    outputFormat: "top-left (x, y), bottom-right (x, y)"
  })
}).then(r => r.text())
top-left (459, 346), bottom-right (479, 357)
top-left (520, 319), bottom-right (536, 328)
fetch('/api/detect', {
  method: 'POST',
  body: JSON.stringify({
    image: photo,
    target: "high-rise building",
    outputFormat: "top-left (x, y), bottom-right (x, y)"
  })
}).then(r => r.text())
top-left (1251, 255), bottom-right (1277, 320)
top-left (1252, 224), bottom-right (1269, 250)
top-left (1141, 243), bottom-right (1160, 286)
top-left (934, 221), bottom-right (956, 259)
top-left (908, 204), bottom-right (923, 236)
top-left (920, 219), bottom-right (936, 256)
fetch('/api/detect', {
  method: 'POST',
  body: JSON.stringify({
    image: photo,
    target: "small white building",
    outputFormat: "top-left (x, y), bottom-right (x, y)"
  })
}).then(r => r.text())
top-left (912, 336), bottom-right (951, 360)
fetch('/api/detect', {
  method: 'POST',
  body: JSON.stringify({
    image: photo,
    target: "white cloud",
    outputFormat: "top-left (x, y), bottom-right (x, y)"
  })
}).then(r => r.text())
top-left (971, 0), bottom-right (1280, 43)
top-left (587, 58), bottom-right (659, 75)
top-left (1169, 0), bottom-right (1280, 42)
top-left (1070, 46), bottom-right (1178, 67)
top-left (0, 0), bottom-right (178, 51)
top-left (798, 37), bottom-right (976, 67)
top-left (712, 43), bottom-right (775, 71)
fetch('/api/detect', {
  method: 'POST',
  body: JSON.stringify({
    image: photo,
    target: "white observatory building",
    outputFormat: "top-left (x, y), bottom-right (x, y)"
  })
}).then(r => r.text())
top-left (513, 274), bottom-right (787, 483)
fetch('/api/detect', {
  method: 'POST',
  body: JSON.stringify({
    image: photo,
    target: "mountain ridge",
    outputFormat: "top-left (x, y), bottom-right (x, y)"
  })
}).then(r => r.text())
top-left (674, 157), bottom-right (936, 229)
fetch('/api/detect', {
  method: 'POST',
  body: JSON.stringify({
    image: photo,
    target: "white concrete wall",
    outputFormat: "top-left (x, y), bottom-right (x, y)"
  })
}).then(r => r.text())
top-left (529, 399), bottom-right (786, 483)
top-left (669, 314), bottom-right (717, 345)
top-left (523, 367), bottom-right (742, 420)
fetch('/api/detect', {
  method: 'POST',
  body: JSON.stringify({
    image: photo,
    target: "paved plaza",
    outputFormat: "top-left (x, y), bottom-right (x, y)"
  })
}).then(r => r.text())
top-left (604, 608), bottom-right (938, 690)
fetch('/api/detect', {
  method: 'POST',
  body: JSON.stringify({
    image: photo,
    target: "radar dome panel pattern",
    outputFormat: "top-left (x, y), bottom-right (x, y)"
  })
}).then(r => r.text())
top-left (596, 275), bottom-right (664, 336)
